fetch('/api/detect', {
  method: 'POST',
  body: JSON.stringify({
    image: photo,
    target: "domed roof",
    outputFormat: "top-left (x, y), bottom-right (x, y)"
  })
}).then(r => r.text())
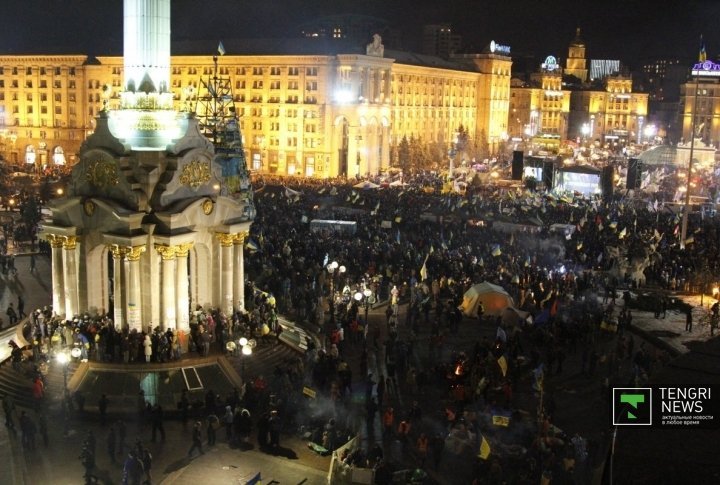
top-left (638, 145), bottom-right (677, 166)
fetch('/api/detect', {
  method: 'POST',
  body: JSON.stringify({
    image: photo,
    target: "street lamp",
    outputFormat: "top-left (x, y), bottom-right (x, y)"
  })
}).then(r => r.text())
top-left (238, 336), bottom-right (253, 377)
top-left (326, 261), bottom-right (346, 325)
top-left (353, 288), bottom-right (374, 329)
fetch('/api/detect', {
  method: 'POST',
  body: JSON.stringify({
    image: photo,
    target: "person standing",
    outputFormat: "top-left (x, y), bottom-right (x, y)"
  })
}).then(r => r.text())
top-left (685, 306), bottom-right (693, 332)
top-left (223, 405), bottom-right (234, 442)
top-left (107, 426), bottom-right (117, 464)
top-left (187, 421), bottom-right (203, 457)
top-left (268, 410), bottom-right (281, 448)
top-left (37, 412), bottom-right (49, 447)
top-left (2, 394), bottom-right (14, 429)
top-left (17, 296), bottom-right (25, 319)
top-left (206, 412), bottom-right (218, 446)
top-left (98, 394), bottom-right (109, 425)
top-left (143, 334), bottom-right (152, 362)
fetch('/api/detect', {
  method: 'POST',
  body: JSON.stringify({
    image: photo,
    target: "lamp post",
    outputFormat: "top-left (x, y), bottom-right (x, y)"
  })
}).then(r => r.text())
top-left (326, 261), bottom-right (346, 325)
top-left (353, 288), bottom-right (374, 329)
top-left (238, 337), bottom-right (253, 377)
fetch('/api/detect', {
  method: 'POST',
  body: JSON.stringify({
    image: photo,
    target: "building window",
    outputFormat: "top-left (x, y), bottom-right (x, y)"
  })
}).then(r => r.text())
top-left (270, 81), bottom-right (280, 90)
top-left (288, 67), bottom-right (299, 76)
top-left (26, 93), bottom-right (33, 102)
top-left (270, 67), bottom-right (281, 76)
top-left (55, 106), bottom-right (61, 115)
top-left (253, 67), bottom-right (262, 76)
top-left (54, 81), bottom-right (61, 89)
top-left (306, 81), bottom-right (317, 91)
top-left (306, 67), bottom-right (317, 76)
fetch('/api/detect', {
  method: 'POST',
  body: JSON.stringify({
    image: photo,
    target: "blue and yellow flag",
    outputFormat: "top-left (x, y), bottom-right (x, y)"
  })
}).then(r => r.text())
top-left (699, 36), bottom-right (707, 62)
top-left (478, 436), bottom-right (491, 460)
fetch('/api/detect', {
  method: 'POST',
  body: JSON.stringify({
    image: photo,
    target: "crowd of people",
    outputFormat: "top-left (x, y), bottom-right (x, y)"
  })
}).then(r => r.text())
top-left (4, 167), bottom-right (718, 484)
top-left (238, 171), bottom-right (714, 483)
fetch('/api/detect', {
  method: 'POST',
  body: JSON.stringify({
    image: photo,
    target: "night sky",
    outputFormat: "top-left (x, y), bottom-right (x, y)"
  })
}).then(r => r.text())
top-left (2, 0), bottom-right (719, 68)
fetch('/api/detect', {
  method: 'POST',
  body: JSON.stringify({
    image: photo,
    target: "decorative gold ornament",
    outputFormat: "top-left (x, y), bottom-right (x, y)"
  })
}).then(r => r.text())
top-left (86, 159), bottom-right (119, 188)
top-left (47, 234), bottom-right (65, 248)
top-left (202, 199), bottom-right (214, 215)
top-left (215, 232), bottom-right (235, 247)
top-left (179, 159), bottom-right (211, 189)
top-left (233, 230), bottom-right (249, 245)
top-left (125, 245), bottom-right (146, 261)
top-left (83, 200), bottom-right (96, 217)
top-left (155, 244), bottom-right (177, 260)
top-left (63, 236), bottom-right (78, 250)
top-left (107, 244), bottom-right (128, 259)
top-left (175, 242), bottom-right (194, 258)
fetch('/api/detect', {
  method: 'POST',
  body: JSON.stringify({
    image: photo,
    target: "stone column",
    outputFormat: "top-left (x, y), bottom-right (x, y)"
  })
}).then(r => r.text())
top-left (216, 233), bottom-right (235, 315)
top-left (48, 235), bottom-right (66, 317)
top-left (175, 242), bottom-right (193, 332)
top-left (125, 245), bottom-right (146, 331)
top-left (62, 236), bottom-right (79, 318)
top-left (156, 245), bottom-right (177, 330)
top-left (108, 245), bottom-right (127, 328)
top-left (233, 232), bottom-right (248, 312)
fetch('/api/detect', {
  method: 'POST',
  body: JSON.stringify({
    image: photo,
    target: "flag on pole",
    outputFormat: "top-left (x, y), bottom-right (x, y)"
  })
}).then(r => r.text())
top-left (532, 363), bottom-right (544, 392)
top-left (699, 35), bottom-right (707, 62)
top-left (478, 436), bottom-right (491, 460)
top-left (497, 355), bottom-right (508, 377)
top-left (218, 41), bottom-right (226, 56)
top-left (419, 256), bottom-right (429, 282)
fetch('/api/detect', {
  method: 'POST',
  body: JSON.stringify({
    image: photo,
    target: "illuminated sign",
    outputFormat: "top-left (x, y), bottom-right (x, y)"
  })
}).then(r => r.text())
top-left (489, 40), bottom-right (511, 55)
top-left (542, 55), bottom-right (559, 71)
top-left (692, 60), bottom-right (720, 77)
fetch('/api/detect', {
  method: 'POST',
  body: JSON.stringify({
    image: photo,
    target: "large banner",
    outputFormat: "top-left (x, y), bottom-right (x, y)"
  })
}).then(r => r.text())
top-left (327, 435), bottom-right (373, 484)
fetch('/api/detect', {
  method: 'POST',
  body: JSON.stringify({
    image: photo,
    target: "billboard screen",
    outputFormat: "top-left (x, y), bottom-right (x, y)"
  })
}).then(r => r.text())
top-left (554, 171), bottom-right (601, 196)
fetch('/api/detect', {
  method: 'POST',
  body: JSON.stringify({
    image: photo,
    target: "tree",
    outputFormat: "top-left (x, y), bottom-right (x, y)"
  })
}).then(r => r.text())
top-left (397, 135), bottom-right (411, 174)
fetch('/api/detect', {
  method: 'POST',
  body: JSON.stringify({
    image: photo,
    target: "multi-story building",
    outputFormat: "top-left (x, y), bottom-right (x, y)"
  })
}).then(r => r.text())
top-left (422, 24), bottom-right (462, 58)
top-left (568, 74), bottom-right (649, 146)
top-left (678, 61), bottom-right (720, 146)
top-left (0, 38), bottom-right (511, 177)
top-left (508, 55), bottom-right (571, 150)
top-left (0, 56), bottom-right (92, 166)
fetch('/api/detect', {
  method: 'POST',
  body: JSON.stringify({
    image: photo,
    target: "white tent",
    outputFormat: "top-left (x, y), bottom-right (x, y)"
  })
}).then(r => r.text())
top-left (459, 281), bottom-right (514, 317)
top-left (353, 181), bottom-right (380, 189)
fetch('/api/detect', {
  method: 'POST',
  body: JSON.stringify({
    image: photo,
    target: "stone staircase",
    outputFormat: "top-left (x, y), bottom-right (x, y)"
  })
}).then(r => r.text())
top-left (0, 357), bottom-right (78, 410)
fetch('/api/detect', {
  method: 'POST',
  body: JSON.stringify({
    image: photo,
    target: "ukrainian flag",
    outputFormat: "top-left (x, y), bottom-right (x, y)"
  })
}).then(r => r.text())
top-left (699, 36), bottom-right (707, 62)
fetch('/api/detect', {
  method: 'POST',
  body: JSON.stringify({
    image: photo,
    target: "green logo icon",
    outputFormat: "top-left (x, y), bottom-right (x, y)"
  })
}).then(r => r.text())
top-left (620, 393), bottom-right (645, 420)
top-left (613, 388), bottom-right (652, 425)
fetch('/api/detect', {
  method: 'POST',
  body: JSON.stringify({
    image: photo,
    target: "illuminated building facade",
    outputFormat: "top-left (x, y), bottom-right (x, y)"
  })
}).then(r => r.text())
top-left (678, 62), bottom-right (720, 147)
top-left (0, 40), bottom-right (511, 176)
top-left (565, 28), bottom-right (588, 83)
top-left (568, 74), bottom-right (649, 146)
top-left (509, 55), bottom-right (570, 150)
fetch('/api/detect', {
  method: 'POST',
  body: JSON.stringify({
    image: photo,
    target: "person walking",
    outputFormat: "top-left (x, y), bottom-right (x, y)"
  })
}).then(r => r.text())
top-left (187, 421), bottom-right (203, 457)
top-left (2, 394), bottom-right (14, 429)
top-left (141, 446), bottom-right (153, 485)
top-left (6, 303), bottom-right (17, 326)
top-left (151, 404), bottom-right (165, 442)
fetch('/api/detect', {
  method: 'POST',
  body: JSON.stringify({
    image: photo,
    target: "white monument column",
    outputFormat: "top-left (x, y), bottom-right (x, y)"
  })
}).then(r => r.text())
top-left (48, 235), bottom-right (66, 317)
top-left (62, 236), bottom-right (79, 318)
top-left (125, 246), bottom-right (145, 331)
top-left (175, 243), bottom-right (192, 332)
top-left (109, 245), bottom-right (126, 328)
top-left (123, 0), bottom-right (171, 93)
top-left (156, 245), bottom-right (177, 329)
top-left (233, 232), bottom-right (248, 312)
top-left (217, 233), bottom-right (235, 315)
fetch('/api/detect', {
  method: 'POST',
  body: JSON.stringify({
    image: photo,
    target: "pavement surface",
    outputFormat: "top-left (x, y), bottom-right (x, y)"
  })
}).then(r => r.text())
top-left (0, 252), bottom-right (717, 484)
